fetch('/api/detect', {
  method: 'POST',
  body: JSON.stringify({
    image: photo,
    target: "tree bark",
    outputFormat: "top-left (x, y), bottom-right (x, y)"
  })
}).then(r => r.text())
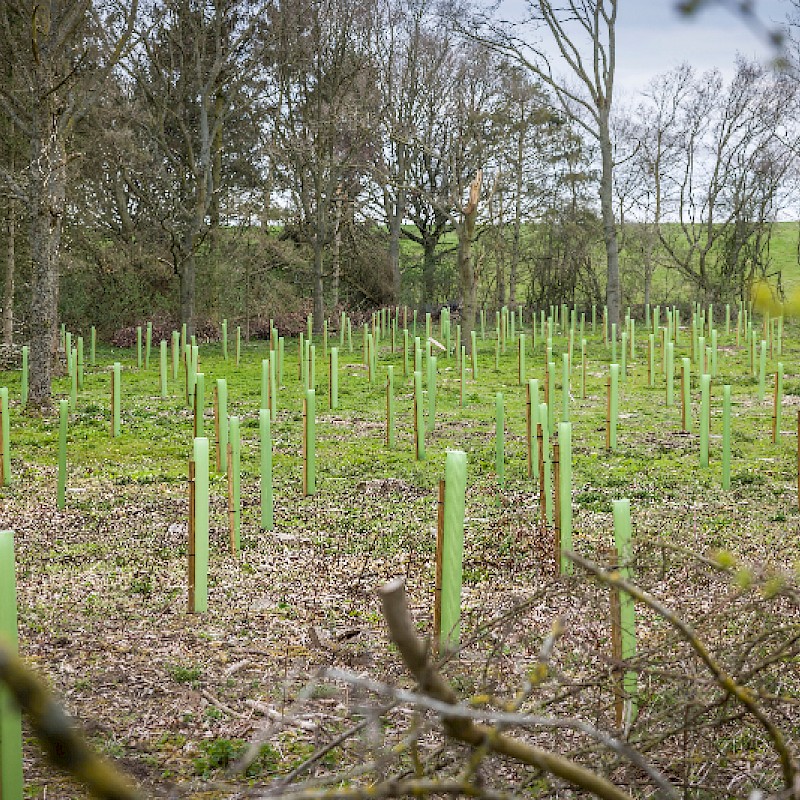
top-left (180, 250), bottom-right (197, 337)
top-left (599, 109), bottom-right (620, 332)
top-left (28, 105), bottom-right (66, 406)
top-left (4, 195), bottom-right (15, 347)
top-left (459, 172), bottom-right (481, 355)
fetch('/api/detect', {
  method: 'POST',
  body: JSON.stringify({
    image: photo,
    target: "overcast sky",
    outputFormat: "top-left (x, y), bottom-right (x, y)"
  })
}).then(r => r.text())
top-left (613, 0), bottom-right (791, 97)
top-left (499, 1), bottom-right (792, 97)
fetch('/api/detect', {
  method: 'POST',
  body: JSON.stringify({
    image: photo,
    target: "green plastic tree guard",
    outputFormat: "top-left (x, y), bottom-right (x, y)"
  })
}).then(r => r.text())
top-left (70, 347), bottom-right (78, 410)
top-left (558, 421), bottom-right (572, 575)
top-left (775, 363), bottom-right (784, 442)
top-left (758, 340), bottom-right (767, 402)
top-left (90, 325), bottom-right (96, 366)
top-left (612, 499), bottom-right (638, 723)
top-left (260, 410), bottom-right (273, 530)
top-left (222, 319), bottom-right (228, 360)
top-left (471, 331), bottom-right (478, 379)
top-left (20, 346), bottom-right (28, 406)
top-left (171, 331), bottom-right (180, 381)
top-left (57, 399), bottom-right (68, 509)
top-left (160, 340), bottom-right (168, 397)
top-left (561, 353), bottom-right (569, 423)
top-left (386, 366), bottom-right (395, 448)
top-left (666, 341), bottom-right (674, 407)
top-left (216, 379), bottom-right (228, 473)
top-left (194, 373), bottom-right (205, 438)
top-left (496, 392), bottom-right (504, 488)
top-left (440, 449), bottom-right (467, 652)
top-left (414, 371), bottom-right (425, 461)
top-left (304, 389), bottom-right (316, 496)
top-left (0, 530), bottom-right (23, 799)
top-left (261, 359), bottom-right (269, 410)
top-left (192, 437), bottom-right (209, 612)
top-left (112, 362), bottom-right (121, 438)
top-left (427, 355), bottom-right (437, 432)
top-left (539, 403), bottom-right (553, 525)
top-left (609, 364), bottom-right (619, 452)
top-left (77, 336), bottom-right (84, 390)
top-left (722, 385), bottom-right (732, 489)
top-left (145, 321), bottom-right (152, 368)
top-left (136, 326), bottom-right (142, 367)
top-left (330, 347), bottom-right (339, 410)
top-left (229, 416), bottom-right (241, 551)
top-left (700, 374), bottom-right (710, 468)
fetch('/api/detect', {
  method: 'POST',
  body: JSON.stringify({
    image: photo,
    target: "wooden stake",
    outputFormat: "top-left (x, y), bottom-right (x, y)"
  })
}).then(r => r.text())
top-left (433, 478), bottom-right (445, 648)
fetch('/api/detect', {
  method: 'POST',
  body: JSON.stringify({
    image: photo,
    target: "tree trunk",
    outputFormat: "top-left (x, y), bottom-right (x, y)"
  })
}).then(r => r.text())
top-left (4, 196), bottom-right (15, 347)
top-left (180, 250), bottom-right (196, 336)
top-left (599, 109), bottom-right (620, 333)
top-left (422, 236), bottom-right (438, 304)
top-left (28, 107), bottom-right (66, 406)
top-left (331, 197), bottom-right (342, 309)
top-left (387, 146), bottom-right (406, 304)
top-left (460, 172), bottom-right (482, 355)
top-left (313, 237), bottom-right (325, 334)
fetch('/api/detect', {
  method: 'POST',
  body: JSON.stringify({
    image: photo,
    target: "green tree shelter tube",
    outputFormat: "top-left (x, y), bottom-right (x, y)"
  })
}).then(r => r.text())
top-left (229, 416), bottom-right (241, 552)
top-left (414, 371), bottom-right (425, 461)
top-left (682, 358), bottom-right (691, 431)
top-left (440, 449), bottom-right (467, 652)
top-left (261, 359), bottom-right (269, 410)
top-left (194, 373), bottom-right (205, 438)
top-left (20, 346), bottom-right (28, 406)
top-left (609, 364), bottom-right (619, 452)
top-left (427, 355), bottom-right (437, 432)
top-left (259, 410), bottom-right (273, 530)
top-left (665, 342), bottom-right (674, 407)
top-left (496, 392), bottom-right (504, 488)
top-left (758, 340), bottom-right (767, 402)
top-left (222, 319), bottom-right (228, 360)
top-left (112, 363), bottom-right (121, 438)
top-left (558, 421), bottom-right (572, 575)
top-left (192, 437), bottom-right (209, 613)
top-left (0, 530), bottom-right (23, 798)
top-left (561, 353), bottom-right (569, 423)
top-left (90, 326), bottom-right (96, 366)
top-left (145, 321), bottom-right (152, 368)
top-left (215, 379), bottom-right (228, 473)
top-left (57, 400), bottom-right (68, 510)
top-left (304, 389), bottom-right (316, 495)
top-left (539, 403), bottom-right (553, 525)
top-left (612, 499), bottom-right (638, 725)
top-left (136, 326), bottom-right (142, 367)
top-left (330, 347), bottom-right (339, 410)
top-left (700, 374), bottom-right (710, 468)
top-left (722, 385), bottom-right (732, 490)
top-left (171, 331), bottom-right (180, 381)
top-left (386, 366), bottom-right (395, 449)
top-left (160, 340), bottom-right (168, 398)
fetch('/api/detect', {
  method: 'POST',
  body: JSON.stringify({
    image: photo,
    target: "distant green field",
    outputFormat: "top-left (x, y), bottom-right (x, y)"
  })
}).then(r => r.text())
top-left (397, 220), bottom-right (800, 307)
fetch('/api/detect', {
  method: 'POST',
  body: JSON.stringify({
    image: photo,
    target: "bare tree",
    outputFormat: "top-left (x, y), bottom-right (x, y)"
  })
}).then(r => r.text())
top-left (470, 0), bottom-right (621, 330)
top-left (0, 0), bottom-right (137, 404)
top-left (635, 61), bottom-right (796, 301)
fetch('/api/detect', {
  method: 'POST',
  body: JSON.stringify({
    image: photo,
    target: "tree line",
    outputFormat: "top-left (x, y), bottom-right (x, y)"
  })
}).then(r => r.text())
top-left (0, 0), bottom-right (798, 402)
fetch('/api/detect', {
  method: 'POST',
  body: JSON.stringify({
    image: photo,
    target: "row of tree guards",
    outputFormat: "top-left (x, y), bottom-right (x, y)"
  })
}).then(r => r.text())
top-left (0, 299), bottom-right (792, 796)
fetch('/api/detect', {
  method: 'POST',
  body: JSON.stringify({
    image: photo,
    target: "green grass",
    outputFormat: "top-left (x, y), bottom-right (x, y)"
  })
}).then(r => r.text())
top-left (5, 311), bottom-right (800, 796)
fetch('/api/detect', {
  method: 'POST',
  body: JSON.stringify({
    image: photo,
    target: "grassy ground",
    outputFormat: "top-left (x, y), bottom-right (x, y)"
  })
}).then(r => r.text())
top-left (3, 310), bottom-right (800, 798)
